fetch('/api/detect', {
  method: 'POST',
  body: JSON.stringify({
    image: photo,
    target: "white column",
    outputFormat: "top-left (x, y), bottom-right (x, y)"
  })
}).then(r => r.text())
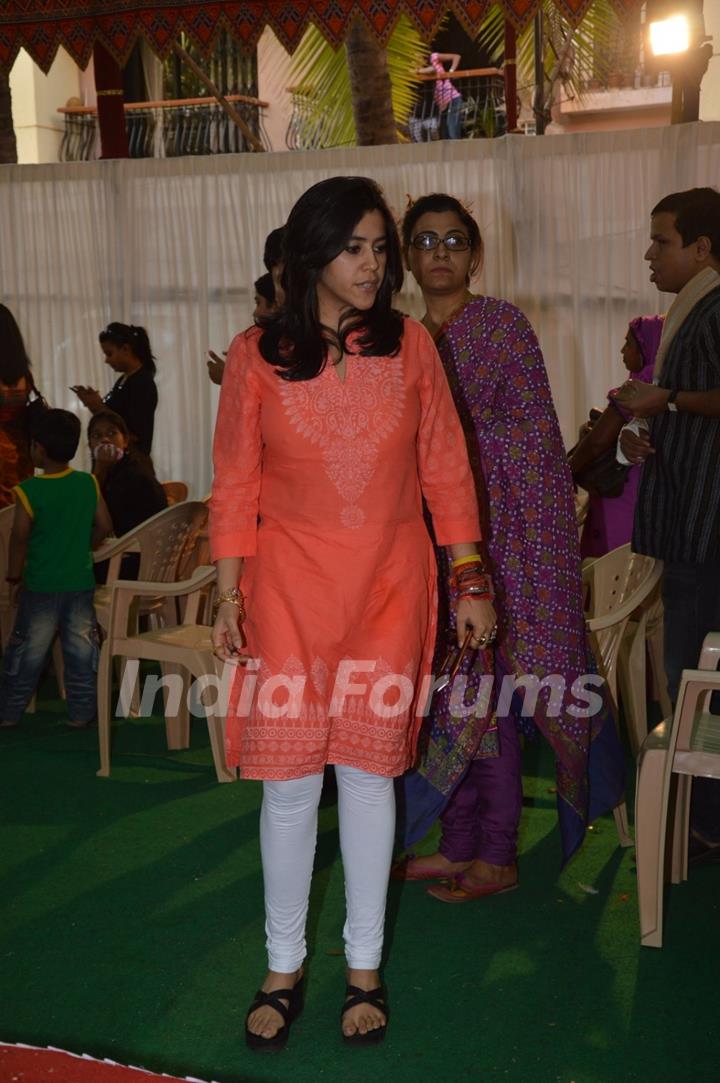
top-left (9, 46), bottom-right (82, 163)
top-left (257, 26), bottom-right (293, 152)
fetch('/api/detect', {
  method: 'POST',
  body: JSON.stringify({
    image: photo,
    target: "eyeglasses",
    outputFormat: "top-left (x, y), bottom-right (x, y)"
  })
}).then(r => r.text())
top-left (410, 232), bottom-right (471, 252)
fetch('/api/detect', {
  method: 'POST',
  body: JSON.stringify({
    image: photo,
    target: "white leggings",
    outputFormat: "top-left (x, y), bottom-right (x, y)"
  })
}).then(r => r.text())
top-left (260, 765), bottom-right (396, 973)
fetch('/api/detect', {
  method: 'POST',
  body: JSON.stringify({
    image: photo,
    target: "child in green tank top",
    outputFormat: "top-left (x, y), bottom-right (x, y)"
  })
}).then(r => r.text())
top-left (0, 410), bottom-right (112, 728)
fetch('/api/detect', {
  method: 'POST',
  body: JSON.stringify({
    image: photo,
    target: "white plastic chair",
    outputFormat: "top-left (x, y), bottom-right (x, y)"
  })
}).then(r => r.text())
top-left (96, 564), bottom-right (236, 784)
top-left (92, 501), bottom-right (208, 632)
top-left (617, 583), bottom-right (672, 756)
top-left (635, 633), bottom-right (720, 947)
top-left (583, 544), bottom-right (664, 847)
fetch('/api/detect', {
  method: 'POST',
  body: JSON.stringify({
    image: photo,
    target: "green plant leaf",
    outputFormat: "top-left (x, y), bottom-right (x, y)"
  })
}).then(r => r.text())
top-left (476, 0), bottom-right (638, 115)
top-left (289, 15), bottom-right (427, 148)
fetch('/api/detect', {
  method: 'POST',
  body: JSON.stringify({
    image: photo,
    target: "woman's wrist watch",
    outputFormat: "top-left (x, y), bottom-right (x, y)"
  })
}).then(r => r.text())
top-left (667, 388), bottom-right (679, 412)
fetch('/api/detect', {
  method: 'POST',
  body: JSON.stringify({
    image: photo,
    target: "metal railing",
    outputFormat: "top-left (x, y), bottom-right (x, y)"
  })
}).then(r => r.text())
top-left (285, 90), bottom-right (339, 151)
top-left (408, 69), bottom-right (507, 141)
top-left (286, 68), bottom-right (506, 150)
top-left (58, 94), bottom-right (270, 161)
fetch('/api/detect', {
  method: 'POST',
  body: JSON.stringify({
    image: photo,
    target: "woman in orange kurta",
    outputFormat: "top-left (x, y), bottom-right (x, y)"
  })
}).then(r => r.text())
top-left (0, 306), bottom-right (34, 508)
top-left (209, 177), bottom-right (496, 1050)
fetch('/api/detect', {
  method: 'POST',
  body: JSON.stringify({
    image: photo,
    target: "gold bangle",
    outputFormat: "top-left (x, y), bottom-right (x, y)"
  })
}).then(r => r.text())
top-left (451, 554), bottom-right (484, 569)
top-left (213, 587), bottom-right (245, 621)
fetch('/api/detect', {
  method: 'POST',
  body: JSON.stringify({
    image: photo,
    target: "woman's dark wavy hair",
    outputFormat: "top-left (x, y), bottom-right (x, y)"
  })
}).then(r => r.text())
top-left (0, 304), bottom-right (33, 386)
top-left (401, 193), bottom-right (484, 279)
top-left (259, 176), bottom-right (404, 381)
top-left (99, 322), bottom-right (157, 375)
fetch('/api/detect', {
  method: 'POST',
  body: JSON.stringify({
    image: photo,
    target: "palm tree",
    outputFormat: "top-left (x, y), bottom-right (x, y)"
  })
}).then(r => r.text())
top-left (290, 0), bottom-right (632, 145)
top-left (288, 15), bottom-right (427, 149)
top-left (0, 71), bottom-right (17, 163)
top-left (345, 21), bottom-right (398, 146)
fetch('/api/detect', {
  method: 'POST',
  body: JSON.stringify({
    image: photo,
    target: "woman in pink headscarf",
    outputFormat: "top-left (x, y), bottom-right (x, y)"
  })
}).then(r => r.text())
top-left (569, 315), bottom-right (664, 558)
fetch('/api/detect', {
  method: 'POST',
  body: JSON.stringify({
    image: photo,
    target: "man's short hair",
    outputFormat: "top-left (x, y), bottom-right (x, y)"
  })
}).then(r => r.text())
top-left (652, 187), bottom-right (720, 256)
top-left (32, 409), bottom-right (81, 462)
top-left (263, 226), bottom-right (286, 272)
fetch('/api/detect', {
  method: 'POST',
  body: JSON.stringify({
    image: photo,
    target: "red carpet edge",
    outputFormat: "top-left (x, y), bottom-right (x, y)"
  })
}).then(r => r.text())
top-left (0, 1043), bottom-right (218, 1083)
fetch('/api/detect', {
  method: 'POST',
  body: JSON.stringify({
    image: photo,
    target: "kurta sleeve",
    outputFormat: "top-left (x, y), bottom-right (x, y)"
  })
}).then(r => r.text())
top-left (413, 321), bottom-right (481, 545)
top-left (209, 330), bottom-right (263, 560)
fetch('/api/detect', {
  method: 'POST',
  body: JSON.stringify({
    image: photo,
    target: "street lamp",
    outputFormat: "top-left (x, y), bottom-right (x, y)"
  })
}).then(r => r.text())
top-left (646, 5), bottom-right (713, 123)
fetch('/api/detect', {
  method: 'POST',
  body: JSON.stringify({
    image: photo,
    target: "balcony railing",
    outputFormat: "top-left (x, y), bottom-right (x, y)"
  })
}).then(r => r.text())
top-left (58, 94), bottom-right (270, 161)
top-left (286, 68), bottom-right (506, 150)
top-left (408, 69), bottom-right (506, 141)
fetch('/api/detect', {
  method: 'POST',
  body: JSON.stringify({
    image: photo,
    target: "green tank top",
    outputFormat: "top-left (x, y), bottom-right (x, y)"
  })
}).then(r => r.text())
top-left (13, 469), bottom-right (99, 592)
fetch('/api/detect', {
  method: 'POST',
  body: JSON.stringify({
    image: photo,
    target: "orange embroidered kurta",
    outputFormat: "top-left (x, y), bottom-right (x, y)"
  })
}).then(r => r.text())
top-left (209, 318), bottom-right (480, 780)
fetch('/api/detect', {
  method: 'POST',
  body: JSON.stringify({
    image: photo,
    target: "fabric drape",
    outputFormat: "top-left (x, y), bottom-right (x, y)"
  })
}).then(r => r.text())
top-left (1, 122), bottom-right (718, 495)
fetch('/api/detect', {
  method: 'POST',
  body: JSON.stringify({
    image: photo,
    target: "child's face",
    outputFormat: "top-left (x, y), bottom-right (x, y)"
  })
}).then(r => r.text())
top-left (89, 418), bottom-right (128, 457)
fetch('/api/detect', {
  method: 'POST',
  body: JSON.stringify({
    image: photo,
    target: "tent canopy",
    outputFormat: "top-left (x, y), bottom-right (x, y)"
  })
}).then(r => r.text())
top-left (0, 0), bottom-right (643, 74)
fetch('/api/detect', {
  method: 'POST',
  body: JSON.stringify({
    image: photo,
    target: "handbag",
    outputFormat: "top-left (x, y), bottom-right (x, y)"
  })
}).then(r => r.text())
top-left (573, 446), bottom-right (630, 498)
top-left (24, 374), bottom-right (49, 437)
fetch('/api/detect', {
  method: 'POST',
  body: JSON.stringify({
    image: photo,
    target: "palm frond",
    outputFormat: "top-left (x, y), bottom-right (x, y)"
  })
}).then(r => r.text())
top-left (476, 0), bottom-right (632, 105)
top-left (289, 15), bottom-right (426, 148)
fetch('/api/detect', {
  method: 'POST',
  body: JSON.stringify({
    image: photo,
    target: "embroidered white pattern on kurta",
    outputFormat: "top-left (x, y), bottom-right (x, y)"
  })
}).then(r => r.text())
top-left (279, 355), bottom-right (405, 528)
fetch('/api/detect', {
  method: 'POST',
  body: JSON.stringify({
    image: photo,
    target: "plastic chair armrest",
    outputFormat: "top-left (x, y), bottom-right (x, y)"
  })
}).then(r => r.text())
top-left (698, 633), bottom-right (720, 670)
top-left (93, 534), bottom-right (141, 562)
top-left (110, 564), bottom-right (216, 601)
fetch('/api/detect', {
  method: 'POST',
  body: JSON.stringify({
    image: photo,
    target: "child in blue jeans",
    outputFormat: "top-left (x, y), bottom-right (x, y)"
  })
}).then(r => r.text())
top-left (0, 409), bottom-right (112, 728)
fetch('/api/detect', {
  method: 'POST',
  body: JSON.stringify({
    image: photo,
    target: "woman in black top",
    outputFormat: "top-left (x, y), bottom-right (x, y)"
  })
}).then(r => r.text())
top-left (72, 322), bottom-right (158, 455)
top-left (89, 409), bottom-right (167, 580)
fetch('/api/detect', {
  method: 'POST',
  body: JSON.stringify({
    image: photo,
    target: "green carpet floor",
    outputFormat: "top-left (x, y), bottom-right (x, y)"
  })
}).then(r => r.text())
top-left (1, 688), bottom-right (719, 1083)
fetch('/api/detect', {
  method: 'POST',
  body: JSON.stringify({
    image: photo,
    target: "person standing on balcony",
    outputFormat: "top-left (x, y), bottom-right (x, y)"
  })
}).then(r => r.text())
top-left (209, 176), bottom-right (494, 1048)
top-left (71, 322), bottom-right (158, 456)
top-left (418, 52), bottom-right (464, 139)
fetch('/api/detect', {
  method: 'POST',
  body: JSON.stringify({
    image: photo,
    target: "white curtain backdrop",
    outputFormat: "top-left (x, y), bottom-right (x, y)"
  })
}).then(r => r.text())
top-left (1, 121), bottom-right (719, 496)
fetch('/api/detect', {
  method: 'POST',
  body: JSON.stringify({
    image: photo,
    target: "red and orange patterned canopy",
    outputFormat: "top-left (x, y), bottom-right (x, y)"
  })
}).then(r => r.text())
top-left (0, 0), bottom-right (643, 74)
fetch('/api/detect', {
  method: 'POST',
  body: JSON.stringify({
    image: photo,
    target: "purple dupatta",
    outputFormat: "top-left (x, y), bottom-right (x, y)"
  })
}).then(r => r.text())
top-left (400, 297), bottom-right (625, 864)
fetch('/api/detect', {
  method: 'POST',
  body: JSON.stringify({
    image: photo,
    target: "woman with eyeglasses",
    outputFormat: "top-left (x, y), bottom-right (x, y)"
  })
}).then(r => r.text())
top-left (396, 193), bottom-right (624, 902)
top-left (71, 323), bottom-right (158, 455)
top-left (209, 176), bottom-right (495, 1049)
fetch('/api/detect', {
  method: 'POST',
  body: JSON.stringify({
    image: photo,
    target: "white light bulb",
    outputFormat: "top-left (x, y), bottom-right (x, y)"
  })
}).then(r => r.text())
top-left (649, 14), bottom-right (691, 57)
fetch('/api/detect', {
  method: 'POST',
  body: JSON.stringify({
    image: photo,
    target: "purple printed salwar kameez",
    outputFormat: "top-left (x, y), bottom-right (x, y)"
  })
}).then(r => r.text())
top-left (580, 316), bottom-right (664, 559)
top-left (401, 297), bottom-right (625, 865)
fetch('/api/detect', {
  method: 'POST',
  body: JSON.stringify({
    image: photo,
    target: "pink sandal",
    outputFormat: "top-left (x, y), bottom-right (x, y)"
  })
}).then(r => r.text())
top-left (391, 855), bottom-right (467, 882)
top-left (426, 875), bottom-right (519, 903)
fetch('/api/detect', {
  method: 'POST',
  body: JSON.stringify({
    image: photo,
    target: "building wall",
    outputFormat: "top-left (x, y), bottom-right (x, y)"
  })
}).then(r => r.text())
top-left (256, 26), bottom-right (293, 152)
top-left (554, 87), bottom-right (672, 133)
top-left (10, 46), bottom-right (82, 164)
